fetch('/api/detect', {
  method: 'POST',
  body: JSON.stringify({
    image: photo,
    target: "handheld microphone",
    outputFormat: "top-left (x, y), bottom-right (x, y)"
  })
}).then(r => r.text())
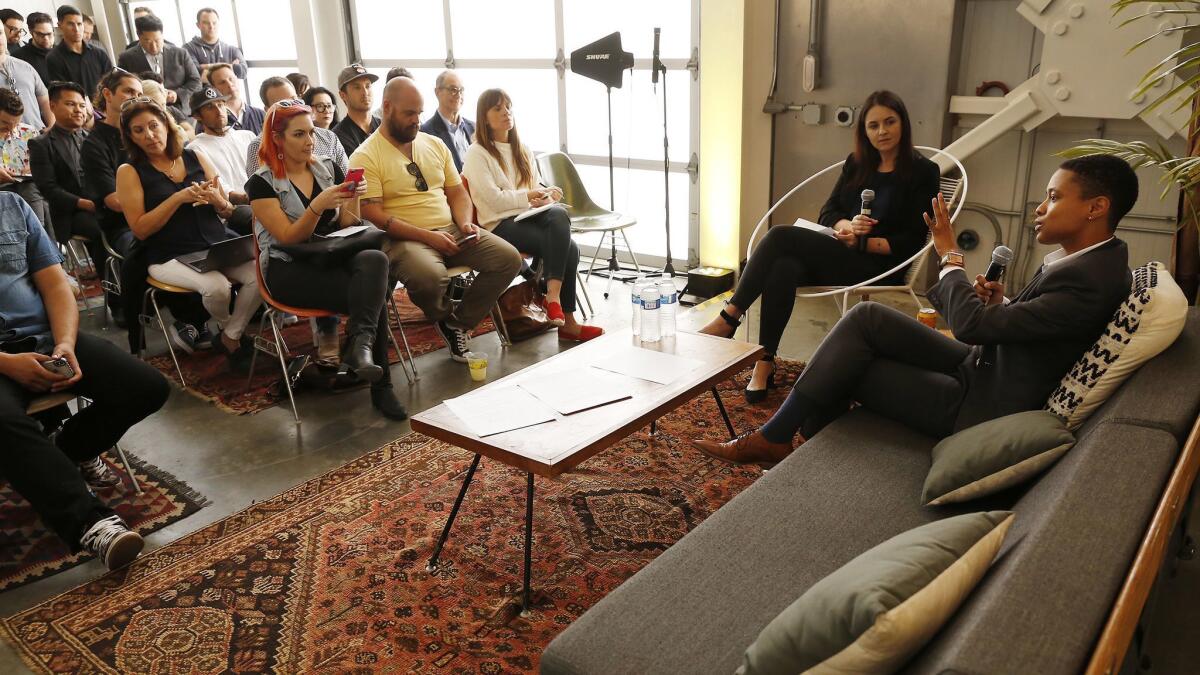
top-left (857, 189), bottom-right (874, 253)
top-left (984, 245), bottom-right (1014, 282)
top-left (652, 28), bottom-right (662, 87)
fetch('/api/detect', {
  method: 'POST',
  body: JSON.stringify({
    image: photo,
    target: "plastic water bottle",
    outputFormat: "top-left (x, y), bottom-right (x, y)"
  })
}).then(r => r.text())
top-left (640, 285), bottom-right (661, 343)
top-left (630, 278), bottom-right (646, 337)
top-left (657, 279), bottom-right (677, 337)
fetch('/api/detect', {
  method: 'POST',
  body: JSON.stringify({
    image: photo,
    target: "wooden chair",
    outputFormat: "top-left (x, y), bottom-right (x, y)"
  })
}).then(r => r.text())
top-left (26, 393), bottom-right (142, 494)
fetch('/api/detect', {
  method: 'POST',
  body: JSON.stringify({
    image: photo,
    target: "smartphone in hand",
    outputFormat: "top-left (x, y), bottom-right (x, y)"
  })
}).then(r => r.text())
top-left (344, 168), bottom-right (365, 193)
top-left (42, 356), bottom-right (75, 379)
top-left (456, 232), bottom-right (479, 245)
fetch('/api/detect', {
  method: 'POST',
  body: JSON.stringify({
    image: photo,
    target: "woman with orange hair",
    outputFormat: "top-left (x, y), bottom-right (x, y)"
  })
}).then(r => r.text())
top-left (245, 99), bottom-right (404, 420)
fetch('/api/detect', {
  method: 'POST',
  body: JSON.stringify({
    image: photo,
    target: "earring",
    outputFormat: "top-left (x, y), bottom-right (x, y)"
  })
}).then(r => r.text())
top-left (277, 152), bottom-right (283, 160)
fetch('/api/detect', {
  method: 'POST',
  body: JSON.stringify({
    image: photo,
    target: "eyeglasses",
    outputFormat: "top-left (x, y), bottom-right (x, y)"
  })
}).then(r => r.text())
top-left (275, 98), bottom-right (309, 110)
top-left (406, 162), bottom-right (428, 192)
top-left (119, 96), bottom-right (155, 112)
top-left (7, 27), bottom-right (28, 38)
top-left (311, 103), bottom-right (334, 113)
top-left (31, 30), bottom-right (53, 39)
top-left (438, 86), bottom-right (465, 97)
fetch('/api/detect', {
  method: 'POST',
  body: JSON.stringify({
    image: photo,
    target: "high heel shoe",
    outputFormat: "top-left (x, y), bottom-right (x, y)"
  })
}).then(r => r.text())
top-left (339, 334), bottom-right (383, 384)
top-left (700, 308), bottom-right (742, 339)
top-left (744, 359), bottom-right (777, 404)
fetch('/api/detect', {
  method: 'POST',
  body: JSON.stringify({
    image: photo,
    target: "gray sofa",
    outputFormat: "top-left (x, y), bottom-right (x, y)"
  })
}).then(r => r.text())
top-left (542, 308), bottom-right (1200, 675)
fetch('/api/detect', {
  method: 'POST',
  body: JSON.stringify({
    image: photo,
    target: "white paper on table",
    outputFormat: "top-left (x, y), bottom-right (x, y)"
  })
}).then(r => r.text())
top-left (324, 224), bottom-right (373, 238)
top-left (443, 386), bottom-right (557, 437)
top-left (518, 368), bottom-right (632, 415)
top-left (589, 346), bottom-right (704, 386)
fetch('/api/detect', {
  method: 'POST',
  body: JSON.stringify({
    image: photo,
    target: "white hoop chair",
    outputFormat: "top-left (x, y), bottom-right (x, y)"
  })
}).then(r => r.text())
top-left (744, 146), bottom-right (968, 316)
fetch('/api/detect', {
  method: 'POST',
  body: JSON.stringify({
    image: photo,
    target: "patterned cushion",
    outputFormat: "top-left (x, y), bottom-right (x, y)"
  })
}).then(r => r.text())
top-left (1046, 261), bottom-right (1188, 430)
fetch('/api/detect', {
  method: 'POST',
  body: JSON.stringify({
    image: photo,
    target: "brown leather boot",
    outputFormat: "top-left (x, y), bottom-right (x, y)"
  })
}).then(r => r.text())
top-left (691, 430), bottom-right (794, 468)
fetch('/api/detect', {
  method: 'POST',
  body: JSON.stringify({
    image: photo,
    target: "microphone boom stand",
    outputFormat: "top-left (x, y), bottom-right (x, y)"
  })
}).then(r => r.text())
top-left (656, 53), bottom-right (674, 277)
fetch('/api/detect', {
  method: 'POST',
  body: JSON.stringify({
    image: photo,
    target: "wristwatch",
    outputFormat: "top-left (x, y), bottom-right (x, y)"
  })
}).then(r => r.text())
top-left (938, 250), bottom-right (965, 270)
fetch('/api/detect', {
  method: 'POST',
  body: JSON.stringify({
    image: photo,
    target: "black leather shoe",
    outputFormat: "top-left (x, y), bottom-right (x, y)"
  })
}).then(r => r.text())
top-left (339, 334), bottom-right (383, 383)
top-left (371, 383), bottom-right (408, 420)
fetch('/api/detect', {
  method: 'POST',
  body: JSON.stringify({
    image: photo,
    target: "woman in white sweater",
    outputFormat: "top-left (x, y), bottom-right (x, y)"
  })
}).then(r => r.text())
top-left (462, 89), bottom-right (602, 342)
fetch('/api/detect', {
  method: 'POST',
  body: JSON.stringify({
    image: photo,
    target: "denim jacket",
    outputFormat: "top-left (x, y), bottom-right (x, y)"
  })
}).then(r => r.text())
top-left (251, 155), bottom-right (338, 278)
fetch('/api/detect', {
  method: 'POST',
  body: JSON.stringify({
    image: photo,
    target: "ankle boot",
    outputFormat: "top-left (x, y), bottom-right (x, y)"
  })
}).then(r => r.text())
top-left (340, 333), bottom-right (383, 383)
top-left (371, 382), bottom-right (408, 420)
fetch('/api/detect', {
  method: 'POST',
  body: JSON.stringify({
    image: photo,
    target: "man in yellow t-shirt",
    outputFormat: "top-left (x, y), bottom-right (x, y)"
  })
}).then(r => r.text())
top-left (355, 77), bottom-right (521, 362)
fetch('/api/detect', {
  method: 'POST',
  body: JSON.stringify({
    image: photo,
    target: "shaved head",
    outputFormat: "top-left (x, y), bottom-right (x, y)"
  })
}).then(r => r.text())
top-left (382, 77), bottom-right (423, 144)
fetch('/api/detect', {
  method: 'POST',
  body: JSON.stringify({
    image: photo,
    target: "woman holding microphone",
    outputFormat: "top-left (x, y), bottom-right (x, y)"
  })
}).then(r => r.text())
top-left (698, 90), bottom-right (939, 402)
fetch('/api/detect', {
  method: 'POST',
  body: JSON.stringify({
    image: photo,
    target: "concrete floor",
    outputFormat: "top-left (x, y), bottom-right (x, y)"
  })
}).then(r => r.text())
top-left (0, 274), bottom-right (1195, 673)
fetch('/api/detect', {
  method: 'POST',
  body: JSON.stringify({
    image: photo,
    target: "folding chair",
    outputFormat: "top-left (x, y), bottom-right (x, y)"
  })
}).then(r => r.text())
top-left (139, 276), bottom-right (196, 389)
top-left (26, 393), bottom-right (142, 494)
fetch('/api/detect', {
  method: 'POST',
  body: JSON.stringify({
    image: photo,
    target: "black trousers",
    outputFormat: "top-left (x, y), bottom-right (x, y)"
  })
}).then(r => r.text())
top-left (51, 209), bottom-right (106, 273)
top-left (265, 250), bottom-right (391, 379)
top-left (731, 226), bottom-right (890, 357)
top-left (493, 206), bottom-right (581, 312)
top-left (226, 205), bottom-right (254, 236)
top-left (760, 302), bottom-right (971, 442)
top-left (0, 333), bottom-right (169, 550)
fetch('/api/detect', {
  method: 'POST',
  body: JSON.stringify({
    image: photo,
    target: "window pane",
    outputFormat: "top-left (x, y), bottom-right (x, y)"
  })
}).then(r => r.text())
top-left (354, 0), bottom-right (445, 60)
top-left (363, 67), bottom-right (446, 118)
top-left (574, 164), bottom-right (690, 259)
top-left (128, 0), bottom-right (186, 46)
top-left (235, 0), bottom-right (295, 60)
top-left (245, 67), bottom-right (296, 108)
top-left (451, 68), bottom-right (559, 155)
top-left (564, 0), bottom-right (692, 60)
top-left (178, 0), bottom-right (236, 45)
top-left (566, 69), bottom-right (690, 163)
top-left (449, 0), bottom-right (555, 59)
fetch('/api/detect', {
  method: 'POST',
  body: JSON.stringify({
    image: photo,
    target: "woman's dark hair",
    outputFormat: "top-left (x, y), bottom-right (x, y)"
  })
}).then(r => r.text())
top-left (475, 88), bottom-right (533, 189)
top-left (850, 90), bottom-right (915, 189)
top-left (1059, 155), bottom-right (1139, 231)
top-left (120, 99), bottom-right (182, 165)
top-left (302, 86), bottom-right (339, 127)
top-left (0, 88), bottom-right (24, 117)
top-left (286, 72), bottom-right (310, 97)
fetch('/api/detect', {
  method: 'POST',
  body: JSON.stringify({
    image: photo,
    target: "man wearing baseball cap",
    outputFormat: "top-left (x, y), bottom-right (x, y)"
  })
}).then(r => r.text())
top-left (185, 85), bottom-right (256, 234)
top-left (332, 63), bottom-right (381, 156)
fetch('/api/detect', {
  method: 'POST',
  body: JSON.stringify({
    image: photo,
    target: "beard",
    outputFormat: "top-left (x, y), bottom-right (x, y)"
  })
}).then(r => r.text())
top-left (387, 117), bottom-right (418, 143)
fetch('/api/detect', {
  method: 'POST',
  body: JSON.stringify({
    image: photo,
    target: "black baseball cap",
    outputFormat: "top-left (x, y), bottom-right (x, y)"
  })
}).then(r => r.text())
top-left (189, 86), bottom-right (229, 116)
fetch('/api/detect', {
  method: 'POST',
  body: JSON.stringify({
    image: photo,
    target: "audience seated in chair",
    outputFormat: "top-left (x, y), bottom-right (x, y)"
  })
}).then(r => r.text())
top-left (693, 155), bottom-right (1137, 467)
top-left (462, 88), bottom-right (601, 342)
top-left (0, 87), bottom-right (53, 243)
top-left (356, 76), bottom-right (522, 363)
top-left (419, 70), bottom-right (473, 172)
top-left (115, 98), bottom-right (259, 369)
top-left (700, 90), bottom-right (939, 404)
top-left (246, 99), bottom-right (406, 420)
top-left (0, 192), bottom-right (168, 569)
top-left (332, 63), bottom-right (380, 156)
top-left (303, 86), bottom-right (338, 130)
top-left (117, 15), bottom-right (201, 118)
top-left (0, 28), bottom-right (52, 130)
top-left (207, 62), bottom-right (262, 134)
top-left (186, 86), bottom-right (256, 235)
top-left (29, 81), bottom-right (106, 272)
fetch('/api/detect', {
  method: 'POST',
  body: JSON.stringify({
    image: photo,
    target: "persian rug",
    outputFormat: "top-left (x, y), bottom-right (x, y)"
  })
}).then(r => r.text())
top-left (0, 361), bottom-right (804, 673)
top-left (0, 452), bottom-right (209, 592)
top-left (145, 289), bottom-right (495, 415)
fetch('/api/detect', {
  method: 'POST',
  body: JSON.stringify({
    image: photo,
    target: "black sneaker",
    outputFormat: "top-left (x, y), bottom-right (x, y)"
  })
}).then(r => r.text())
top-left (435, 321), bottom-right (470, 362)
top-left (79, 515), bottom-right (143, 569)
top-left (194, 326), bottom-right (215, 350)
top-left (166, 321), bottom-right (198, 354)
top-left (78, 456), bottom-right (122, 489)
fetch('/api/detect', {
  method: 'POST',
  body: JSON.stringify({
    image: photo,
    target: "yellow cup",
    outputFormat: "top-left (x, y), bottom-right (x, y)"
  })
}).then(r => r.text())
top-left (466, 351), bottom-right (488, 382)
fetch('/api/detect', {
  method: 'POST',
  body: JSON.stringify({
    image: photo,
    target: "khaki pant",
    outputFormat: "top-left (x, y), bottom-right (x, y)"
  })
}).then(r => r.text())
top-left (385, 226), bottom-right (522, 331)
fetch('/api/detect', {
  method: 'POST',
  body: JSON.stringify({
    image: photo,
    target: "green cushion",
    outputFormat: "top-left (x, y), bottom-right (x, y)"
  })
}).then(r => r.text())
top-left (922, 410), bottom-right (1075, 506)
top-left (739, 511), bottom-right (1013, 675)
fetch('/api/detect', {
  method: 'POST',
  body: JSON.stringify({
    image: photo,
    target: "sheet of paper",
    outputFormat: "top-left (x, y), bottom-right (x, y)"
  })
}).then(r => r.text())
top-left (793, 217), bottom-right (837, 238)
top-left (518, 368), bottom-right (632, 415)
top-left (443, 386), bottom-right (557, 438)
top-left (514, 202), bottom-right (556, 222)
top-left (325, 224), bottom-right (373, 238)
top-left (589, 346), bottom-right (704, 386)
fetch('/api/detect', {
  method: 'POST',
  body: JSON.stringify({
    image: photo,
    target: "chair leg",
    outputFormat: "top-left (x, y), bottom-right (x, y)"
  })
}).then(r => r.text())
top-left (492, 303), bottom-right (512, 347)
top-left (909, 288), bottom-right (925, 311)
top-left (585, 230), bottom-right (608, 282)
top-left (268, 312), bottom-right (301, 424)
top-left (619, 229), bottom-right (643, 276)
top-left (389, 296), bottom-right (418, 384)
top-left (112, 442), bottom-right (142, 494)
top-left (244, 310), bottom-right (268, 393)
top-left (149, 289), bottom-right (188, 389)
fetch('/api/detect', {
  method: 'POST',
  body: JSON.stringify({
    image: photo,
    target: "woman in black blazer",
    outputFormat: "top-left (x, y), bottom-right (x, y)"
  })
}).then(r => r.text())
top-left (700, 90), bottom-right (939, 402)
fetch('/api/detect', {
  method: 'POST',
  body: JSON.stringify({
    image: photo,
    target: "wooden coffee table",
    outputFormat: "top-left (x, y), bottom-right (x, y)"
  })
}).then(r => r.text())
top-left (410, 330), bottom-right (763, 613)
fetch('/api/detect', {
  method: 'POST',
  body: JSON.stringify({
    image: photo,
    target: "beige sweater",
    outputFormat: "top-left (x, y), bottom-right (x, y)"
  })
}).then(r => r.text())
top-left (461, 141), bottom-right (541, 229)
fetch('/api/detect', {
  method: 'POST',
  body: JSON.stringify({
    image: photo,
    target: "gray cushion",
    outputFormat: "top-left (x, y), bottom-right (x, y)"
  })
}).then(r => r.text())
top-left (922, 410), bottom-right (1075, 505)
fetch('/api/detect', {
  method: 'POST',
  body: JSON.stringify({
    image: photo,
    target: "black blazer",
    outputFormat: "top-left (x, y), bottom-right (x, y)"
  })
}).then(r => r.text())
top-left (116, 45), bottom-right (201, 114)
top-left (818, 152), bottom-right (940, 276)
top-left (420, 112), bottom-right (475, 171)
top-left (28, 132), bottom-right (86, 217)
top-left (928, 238), bottom-right (1132, 431)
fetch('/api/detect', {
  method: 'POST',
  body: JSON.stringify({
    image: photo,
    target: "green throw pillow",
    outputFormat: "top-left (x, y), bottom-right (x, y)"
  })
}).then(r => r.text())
top-left (738, 511), bottom-right (1014, 675)
top-left (922, 410), bottom-right (1075, 506)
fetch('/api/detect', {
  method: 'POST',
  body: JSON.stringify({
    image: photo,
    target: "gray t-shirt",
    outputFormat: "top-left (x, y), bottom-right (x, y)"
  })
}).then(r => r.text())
top-left (0, 56), bottom-right (47, 130)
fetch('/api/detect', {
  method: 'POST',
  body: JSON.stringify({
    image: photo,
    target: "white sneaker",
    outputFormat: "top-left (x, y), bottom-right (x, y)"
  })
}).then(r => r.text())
top-left (79, 515), bottom-right (143, 569)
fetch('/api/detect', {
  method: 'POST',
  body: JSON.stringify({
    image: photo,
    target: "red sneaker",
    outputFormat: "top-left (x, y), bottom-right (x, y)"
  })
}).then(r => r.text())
top-left (560, 325), bottom-right (604, 342)
top-left (545, 301), bottom-right (566, 327)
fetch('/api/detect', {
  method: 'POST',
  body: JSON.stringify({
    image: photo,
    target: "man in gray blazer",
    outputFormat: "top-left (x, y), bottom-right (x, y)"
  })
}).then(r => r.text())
top-left (117, 15), bottom-right (200, 117)
top-left (693, 154), bottom-right (1136, 466)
